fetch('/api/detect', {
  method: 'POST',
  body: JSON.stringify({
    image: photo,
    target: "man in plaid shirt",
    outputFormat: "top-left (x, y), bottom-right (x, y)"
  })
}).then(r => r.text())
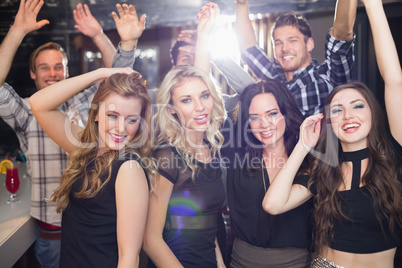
top-left (235, 0), bottom-right (357, 117)
top-left (0, 1), bottom-right (139, 267)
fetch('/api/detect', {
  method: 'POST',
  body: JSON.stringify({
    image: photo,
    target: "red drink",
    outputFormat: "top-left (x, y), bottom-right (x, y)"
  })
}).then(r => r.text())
top-left (6, 168), bottom-right (20, 194)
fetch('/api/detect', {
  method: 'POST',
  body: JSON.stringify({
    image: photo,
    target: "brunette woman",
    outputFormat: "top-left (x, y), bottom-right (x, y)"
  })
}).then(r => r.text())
top-left (221, 79), bottom-right (313, 267)
top-left (263, 0), bottom-right (402, 267)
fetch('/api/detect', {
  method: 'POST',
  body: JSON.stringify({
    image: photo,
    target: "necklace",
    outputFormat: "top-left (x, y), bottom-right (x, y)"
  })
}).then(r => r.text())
top-left (261, 156), bottom-right (267, 192)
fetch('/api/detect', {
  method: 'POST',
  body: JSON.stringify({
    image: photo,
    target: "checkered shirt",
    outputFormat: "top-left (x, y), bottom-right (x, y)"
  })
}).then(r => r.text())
top-left (242, 31), bottom-right (355, 117)
top-left (0, 44), bottom-right (135, 226)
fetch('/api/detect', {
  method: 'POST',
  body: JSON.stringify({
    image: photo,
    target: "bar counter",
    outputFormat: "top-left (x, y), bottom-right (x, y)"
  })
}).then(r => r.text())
top-left (0, 163), bottom-right (36, 268)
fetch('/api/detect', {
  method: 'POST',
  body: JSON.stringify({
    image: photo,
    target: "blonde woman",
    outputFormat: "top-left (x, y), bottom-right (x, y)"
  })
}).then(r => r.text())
top-left (29, 67), bottom-right (152, 268)
top-left (143, 66), bottom-right (227, 267)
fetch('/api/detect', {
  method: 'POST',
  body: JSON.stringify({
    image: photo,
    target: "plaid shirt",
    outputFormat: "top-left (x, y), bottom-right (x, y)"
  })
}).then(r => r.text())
top-left (0, 44), bottom-right (135, 226)
top-left (242, 31), bottom-right (355, 117)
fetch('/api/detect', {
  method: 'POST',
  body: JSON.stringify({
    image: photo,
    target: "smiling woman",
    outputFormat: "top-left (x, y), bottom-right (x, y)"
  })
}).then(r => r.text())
top-left (96, 94), bottom-right (142, 152)
top-left (29, 67), bottom-right (153, 267)
top-left (143, 66), bottom-right (227, 268)
top-left (261, 0), bottom-right (402, 266)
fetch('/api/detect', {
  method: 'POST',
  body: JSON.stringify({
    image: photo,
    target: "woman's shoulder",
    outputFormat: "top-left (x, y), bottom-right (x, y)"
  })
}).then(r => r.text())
top-left (114, 152), bottom-right (149, 175)
top-left (153, 144), bottom-right (178, 159)
top-left (116, 152), bottom-right (142, 164)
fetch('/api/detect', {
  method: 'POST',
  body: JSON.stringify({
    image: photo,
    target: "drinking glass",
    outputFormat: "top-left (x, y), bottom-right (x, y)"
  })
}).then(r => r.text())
top-left (6, 167), bottom-right (20, 203)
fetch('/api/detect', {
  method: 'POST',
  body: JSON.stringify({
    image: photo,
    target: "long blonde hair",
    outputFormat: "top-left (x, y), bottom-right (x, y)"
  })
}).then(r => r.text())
top-left (52, 72), bottom-right (153, 212)
top-left (153, 66), bottom-right (226, 181)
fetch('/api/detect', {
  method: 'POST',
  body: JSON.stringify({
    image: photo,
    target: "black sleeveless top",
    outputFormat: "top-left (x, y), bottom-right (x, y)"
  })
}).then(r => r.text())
top-left (147, 146), bottom-right (225, 268)
top-left (60, 154), bottom-right (149, 268)
top-left (331, 148), bottom-right (401, 253)
top-left (301, 148), bottom-right (401, 253)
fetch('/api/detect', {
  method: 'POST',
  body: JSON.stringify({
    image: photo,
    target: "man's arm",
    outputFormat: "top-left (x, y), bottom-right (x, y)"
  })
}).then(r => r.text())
top-left (235, 0), bottom-right (257, 52)
top-left (112, 3), bottom-right (146, 52)
top-left (0, 0), bottom-right (49, 87)
top-left (69, 3), bottom-right (146, 125)
top-left (73, 3), bottom-right (116, 68)
top-left (330, 0), bottom-right (358, 41)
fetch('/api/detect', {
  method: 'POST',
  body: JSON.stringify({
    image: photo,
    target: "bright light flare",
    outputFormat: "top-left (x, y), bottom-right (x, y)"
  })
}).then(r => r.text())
top-left (208, 16), bottom-right (240, 60)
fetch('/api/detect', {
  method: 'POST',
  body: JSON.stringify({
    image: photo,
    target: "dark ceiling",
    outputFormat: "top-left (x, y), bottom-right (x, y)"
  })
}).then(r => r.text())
top-left (71, 0), bottom-right (339, 31)
top-left (1, 0), bottom-right (401, 34)
top-left (0, 0), bottom-right (344, 35)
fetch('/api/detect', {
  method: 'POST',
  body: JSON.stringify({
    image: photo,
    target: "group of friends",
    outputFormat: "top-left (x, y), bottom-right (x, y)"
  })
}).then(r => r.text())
top-left (0, 0), bottom-right (401, 267)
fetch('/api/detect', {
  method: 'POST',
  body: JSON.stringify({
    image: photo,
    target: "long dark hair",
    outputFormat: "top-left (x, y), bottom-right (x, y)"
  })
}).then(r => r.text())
top-left (309, 82), bottom-right (402, 252)
top-left (236, 79), bottom-right (304, 171)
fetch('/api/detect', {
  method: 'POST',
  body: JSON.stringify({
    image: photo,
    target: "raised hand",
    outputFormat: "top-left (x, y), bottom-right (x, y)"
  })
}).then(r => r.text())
top-left (177, 30), bottom-right (197, 46)
top-left (73, 3), bottom-right (102, 39)
top-left (197, 2), bottom-right (220, 37)
top-left (299, 113), bottom-right (323, 152)
top-left (13, 0), bottom-right (49, 35)
top-left (112, 3), bottom-right (146, 50)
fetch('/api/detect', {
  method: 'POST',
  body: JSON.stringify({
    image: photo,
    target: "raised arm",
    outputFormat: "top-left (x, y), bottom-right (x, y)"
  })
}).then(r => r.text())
top-left (235, 0), bottom-right (257, 52)
top-left (112, 3), bottom-right (146, 52)
top-left (363, 0), bottom-right (402, 144)
top-left (194, 2), bottom-right (220, 73)
top-left (262, 113), bottom-right (323, 214)
top-left (330, 0), bottom-right (358, 41)
top-left (116, 161), bottom-right (149, 267)
top-left (29, 67), bottom-right (135, 154)
top-left (143, 175), bottom-right (184, 268)
top-left (73, 3), bottom-right (116, 68)
top-left (0, 0), bottom-right (49, 86)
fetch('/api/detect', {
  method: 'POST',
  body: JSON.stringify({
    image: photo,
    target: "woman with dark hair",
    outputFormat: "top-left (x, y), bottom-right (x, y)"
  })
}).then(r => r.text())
top-left (262, 0), bottom-right (402, 267)
top-left (222, 78), bottom-right (313, 267)
top-left (29, 67), bottom-right (152, 267)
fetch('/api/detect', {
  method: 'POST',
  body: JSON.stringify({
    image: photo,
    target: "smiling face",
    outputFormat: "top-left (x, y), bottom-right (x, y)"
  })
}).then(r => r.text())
top-left (170, 77), bottom-right (214, 136)
top-left (30, 49), bottom-right (68, 90)
top-left (248, 93), bottom-right (286, 148)
top-left (329, 88), bottom-right (372, 151)
top-left (96, 93), bottom-right (142, 153)
top-left (273, 26), bottom-right (313, 80)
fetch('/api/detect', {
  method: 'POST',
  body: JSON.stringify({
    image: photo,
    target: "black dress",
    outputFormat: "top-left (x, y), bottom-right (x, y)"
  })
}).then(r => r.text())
top-left (148, 146), bottom-right (225, 268)
top-left (59, 154), bottom-right (148, 268)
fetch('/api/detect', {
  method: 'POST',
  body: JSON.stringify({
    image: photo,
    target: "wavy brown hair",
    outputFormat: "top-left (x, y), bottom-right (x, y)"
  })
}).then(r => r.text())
top-left (52, 72), bottom-right (153, 212)
top-left (308, 82), bottom-right (402, 253)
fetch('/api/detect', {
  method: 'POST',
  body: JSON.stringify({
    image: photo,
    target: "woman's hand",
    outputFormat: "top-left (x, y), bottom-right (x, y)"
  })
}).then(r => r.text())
top-left (197, 2), bottom-right (220, 37)
top-left (299, 113), bottom-right (323, 152)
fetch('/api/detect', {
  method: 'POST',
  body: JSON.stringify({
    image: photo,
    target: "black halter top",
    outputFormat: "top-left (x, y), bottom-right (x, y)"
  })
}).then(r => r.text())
top-left (341, 148), bottom-right (369, 189)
